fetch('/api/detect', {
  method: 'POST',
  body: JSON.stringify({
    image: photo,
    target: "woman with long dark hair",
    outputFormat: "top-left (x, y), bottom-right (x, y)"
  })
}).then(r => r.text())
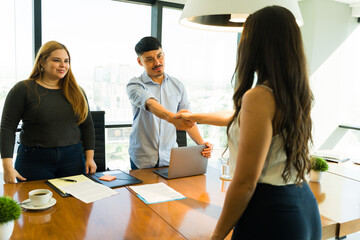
top-left (176, 6), bottom-right (321, 239)
top-left (1, 41), bottom-right (97, 183)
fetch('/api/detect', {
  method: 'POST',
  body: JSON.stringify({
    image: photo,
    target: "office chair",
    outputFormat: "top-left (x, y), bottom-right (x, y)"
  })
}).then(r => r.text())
top-left (176, 130), bottom-right (187, 147)
top-left (90, 111), bottom-right (106, 172)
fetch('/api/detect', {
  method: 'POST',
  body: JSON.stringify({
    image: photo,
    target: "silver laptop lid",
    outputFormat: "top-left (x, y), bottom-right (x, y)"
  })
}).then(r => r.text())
top-left (167, 145), bottom-right (208, 179)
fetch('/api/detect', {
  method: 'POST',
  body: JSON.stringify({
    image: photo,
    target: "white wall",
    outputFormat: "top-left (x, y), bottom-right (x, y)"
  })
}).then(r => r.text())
top-left (299, 0), bottom-right (358, 74)
top-left (165, 0), bottom-right (360, 149)
top-left (299, 0), bottom-right (360, 148)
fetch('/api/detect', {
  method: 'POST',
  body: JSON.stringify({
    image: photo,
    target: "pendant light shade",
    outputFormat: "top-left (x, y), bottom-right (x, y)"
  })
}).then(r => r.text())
top-left (180, 0), bottom-right (303, 32)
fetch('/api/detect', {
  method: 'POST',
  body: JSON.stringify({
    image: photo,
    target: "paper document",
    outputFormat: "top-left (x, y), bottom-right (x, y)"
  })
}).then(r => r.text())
top-left (48, 174), bottom-right (91, 196)
top-left (60, 180), bottom-right (118, 203)
top-left (129, 182), bottom-right (186, 204)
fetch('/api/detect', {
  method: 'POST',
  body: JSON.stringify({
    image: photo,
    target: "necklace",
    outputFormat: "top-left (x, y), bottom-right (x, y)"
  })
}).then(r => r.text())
top-left (41, 79), bottom-right (59, 88)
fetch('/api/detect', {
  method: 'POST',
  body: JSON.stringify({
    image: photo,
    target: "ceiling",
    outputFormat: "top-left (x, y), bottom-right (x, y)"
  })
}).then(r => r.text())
top-left (333, 0), bottom-right (360, 16)
top-left (162, 0), bottom-right (360, 17)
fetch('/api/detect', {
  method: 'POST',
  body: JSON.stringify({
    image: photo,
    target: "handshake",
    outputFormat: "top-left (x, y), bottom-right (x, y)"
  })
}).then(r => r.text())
top-left (170, 109), bottom-right (195, 130)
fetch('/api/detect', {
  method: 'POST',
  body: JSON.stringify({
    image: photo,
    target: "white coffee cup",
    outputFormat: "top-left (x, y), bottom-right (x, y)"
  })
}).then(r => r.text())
top-left (29, 189), bottom-right (53, 207)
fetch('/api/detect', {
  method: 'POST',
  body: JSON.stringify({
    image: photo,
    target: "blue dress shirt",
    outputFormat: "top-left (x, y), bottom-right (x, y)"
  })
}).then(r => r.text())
top-left (126, 71), bottom-right (190, 169)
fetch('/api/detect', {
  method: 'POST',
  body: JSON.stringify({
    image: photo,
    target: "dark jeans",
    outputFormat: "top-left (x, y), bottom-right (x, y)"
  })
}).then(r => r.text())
top-left (15, 143), bottom-right (85, 182)
top-left (130, 158), bottom-right (159, 170)
top-left (232, 182), bottom-right (322, 240)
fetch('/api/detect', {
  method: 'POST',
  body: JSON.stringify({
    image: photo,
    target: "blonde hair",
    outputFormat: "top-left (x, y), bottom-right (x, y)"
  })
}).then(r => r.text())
top-left (28, 40), bottom-right (88, 124)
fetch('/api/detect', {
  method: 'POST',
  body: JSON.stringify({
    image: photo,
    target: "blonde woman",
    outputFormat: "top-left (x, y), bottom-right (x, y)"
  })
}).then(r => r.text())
top-left (1, 41), bottom-right (96, 183)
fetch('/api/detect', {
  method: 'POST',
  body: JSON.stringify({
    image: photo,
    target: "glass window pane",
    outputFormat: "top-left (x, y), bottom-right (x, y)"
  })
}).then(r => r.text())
top-left (0, 1), bottom-right (16, 93)
top-left (0, 0), bottom-right (33, 117)
top-left (0, 0), bottom-right (32, 172)
top-left (42, 0), bottom-right (151, 122)
top-left (42, 0), bottom-right (151, 170)
top-left (106, 127), bottom-right (131, 170)
top-left (162, 7), bottom-right (238, 164)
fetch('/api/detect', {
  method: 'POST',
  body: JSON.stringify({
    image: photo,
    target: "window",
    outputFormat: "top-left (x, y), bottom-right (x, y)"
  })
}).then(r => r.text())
top-left (42, 0), bottom-right (151, 122)
top-left (42, 0), bottom-right (151, 170)
top-left (0, 0), bottom-right (33, 118)
top-left (0, 1), bottom-right (239, 172)
top-left (162, 7), bottom-right (238, 163)
top-left (0, 0), bottom-right (33, 172)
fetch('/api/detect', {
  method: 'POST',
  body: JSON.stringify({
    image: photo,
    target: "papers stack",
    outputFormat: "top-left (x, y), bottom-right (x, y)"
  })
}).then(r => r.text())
top-left (60, 180), bottom-right (118, 203)
top-left (129, 182), bottom-right (186, 204)
top-left (312, 149), bottom-right (350, 163)
top-left (48, 174), bottom-right (118, 203)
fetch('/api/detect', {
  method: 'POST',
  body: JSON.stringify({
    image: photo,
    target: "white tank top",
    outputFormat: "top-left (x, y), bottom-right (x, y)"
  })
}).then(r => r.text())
top-left (228, 85), bottom-right (299, 185)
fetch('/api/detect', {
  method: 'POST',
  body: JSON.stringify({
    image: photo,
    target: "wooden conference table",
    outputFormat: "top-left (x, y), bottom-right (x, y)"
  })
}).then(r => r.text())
top-left (1, 166), bottom-right (359, 240)
top-left (309, 162), bottom-right (360, 238)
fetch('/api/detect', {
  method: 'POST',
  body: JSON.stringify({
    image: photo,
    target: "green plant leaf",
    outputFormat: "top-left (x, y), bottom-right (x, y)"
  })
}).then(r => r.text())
top-left (0, 196), bottom-right (22, 223)
top-left (311, 156), bottom-right (329, 172)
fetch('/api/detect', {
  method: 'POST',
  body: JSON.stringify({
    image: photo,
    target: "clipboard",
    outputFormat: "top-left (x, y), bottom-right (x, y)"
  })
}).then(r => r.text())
top-left (86, 169), bottom-right (142, 188)
top-left (46, 181), bottom-right (71, 197)
top-left (46, 174), bottom-right (91, 198)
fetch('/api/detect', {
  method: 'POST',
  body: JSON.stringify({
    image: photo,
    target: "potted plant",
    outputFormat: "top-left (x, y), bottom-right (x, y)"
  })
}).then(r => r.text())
top-left (0, 196), bottom-right (22, 240)
top-left (310, 156), bottom-right (329, 182)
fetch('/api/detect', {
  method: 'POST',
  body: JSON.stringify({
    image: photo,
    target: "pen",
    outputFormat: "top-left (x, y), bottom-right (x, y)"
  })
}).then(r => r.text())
top-left (59, 179), bottom-right (77, 182)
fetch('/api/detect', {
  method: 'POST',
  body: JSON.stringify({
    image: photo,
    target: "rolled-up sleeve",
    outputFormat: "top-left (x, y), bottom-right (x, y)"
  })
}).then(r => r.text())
top-left (126, 78), bottom-right (157, 110)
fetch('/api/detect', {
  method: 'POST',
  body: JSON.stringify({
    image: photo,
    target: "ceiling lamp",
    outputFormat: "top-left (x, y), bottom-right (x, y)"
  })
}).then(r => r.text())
top-left (180, 0), bottom-right (304, 32)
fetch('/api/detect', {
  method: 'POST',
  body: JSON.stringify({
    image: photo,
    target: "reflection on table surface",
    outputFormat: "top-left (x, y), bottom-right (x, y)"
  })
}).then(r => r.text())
top-left (309, 171), bottom-right (360, 238)
top-left (327, 161), bottom-right (360, 182)
top-left (129, 167), bottom-right (230, 239)
top-left (1, 180), bottom-right (184, 240)
top-left (1, 166), bottom-right (359, 240)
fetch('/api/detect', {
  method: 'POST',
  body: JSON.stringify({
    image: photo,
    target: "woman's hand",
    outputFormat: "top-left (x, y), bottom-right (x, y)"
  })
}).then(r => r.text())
top-left (201, 142), bottom-right (213, 158)
top-left (3, 164), bottom-right (26, 183)
top-left (174, 109), bottom-right (194, 122)
top-left (85, 158), bottom-right (97, 174)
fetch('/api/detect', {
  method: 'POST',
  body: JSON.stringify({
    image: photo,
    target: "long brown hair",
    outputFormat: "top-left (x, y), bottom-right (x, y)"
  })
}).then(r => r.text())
top-left (27, 41), bottom-right (88, 124)
top-left (227, 6), bottom-right (313, 184)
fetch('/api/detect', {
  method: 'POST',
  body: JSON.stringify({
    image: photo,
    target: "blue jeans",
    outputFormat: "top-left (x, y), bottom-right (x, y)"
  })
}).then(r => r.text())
top-left (15, 143), bottom-right (85, 182)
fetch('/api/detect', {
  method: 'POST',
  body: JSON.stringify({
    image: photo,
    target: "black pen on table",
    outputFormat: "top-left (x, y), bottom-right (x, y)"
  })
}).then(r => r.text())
top-left (59, 178), bottom-right (77, 182)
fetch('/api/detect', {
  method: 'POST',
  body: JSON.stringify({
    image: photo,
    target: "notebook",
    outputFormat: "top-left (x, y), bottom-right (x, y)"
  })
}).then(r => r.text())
top-left (153, 145), bottom-right (208, 179)
top-left (86, 169), bottom-right (142, 188)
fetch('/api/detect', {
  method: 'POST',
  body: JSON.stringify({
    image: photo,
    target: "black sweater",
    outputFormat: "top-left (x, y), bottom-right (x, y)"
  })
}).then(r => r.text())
top-left (0, 80), bottom-right (95, 158)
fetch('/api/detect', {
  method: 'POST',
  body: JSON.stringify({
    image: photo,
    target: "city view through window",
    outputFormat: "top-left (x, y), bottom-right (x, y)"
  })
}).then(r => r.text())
top-left (0, 0), bottom-right (238, 171)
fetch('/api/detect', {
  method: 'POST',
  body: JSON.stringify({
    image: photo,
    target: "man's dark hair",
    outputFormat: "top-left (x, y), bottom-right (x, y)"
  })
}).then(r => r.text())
top-left (135, 36), bottom-right (162, 56)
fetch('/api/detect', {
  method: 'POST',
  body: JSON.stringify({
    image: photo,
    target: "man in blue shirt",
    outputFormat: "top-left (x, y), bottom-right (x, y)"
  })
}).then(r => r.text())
top-left (126, 36), bottom-right (212, 169)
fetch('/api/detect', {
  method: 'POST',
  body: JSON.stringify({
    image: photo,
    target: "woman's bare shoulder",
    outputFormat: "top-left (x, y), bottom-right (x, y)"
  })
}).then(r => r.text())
top-left (242, 87), bottom-right (275, 116)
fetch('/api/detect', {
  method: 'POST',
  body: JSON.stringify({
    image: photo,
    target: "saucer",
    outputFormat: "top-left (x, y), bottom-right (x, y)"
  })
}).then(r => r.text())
top-left (21, 198), bottom-right (56, 210)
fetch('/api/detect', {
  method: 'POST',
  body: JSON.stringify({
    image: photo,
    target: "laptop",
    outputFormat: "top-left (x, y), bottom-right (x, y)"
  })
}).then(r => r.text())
top-left (153, 145), bottom-right (208, 179)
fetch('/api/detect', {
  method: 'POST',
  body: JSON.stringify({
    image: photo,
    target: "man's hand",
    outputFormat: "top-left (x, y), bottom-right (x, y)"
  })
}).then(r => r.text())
top-left (169, 116), bottom-right (194, 130)
top-left (173, 109), bottom-right (195, 123)
top-left (201, 142), bottom-right (213, 158)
